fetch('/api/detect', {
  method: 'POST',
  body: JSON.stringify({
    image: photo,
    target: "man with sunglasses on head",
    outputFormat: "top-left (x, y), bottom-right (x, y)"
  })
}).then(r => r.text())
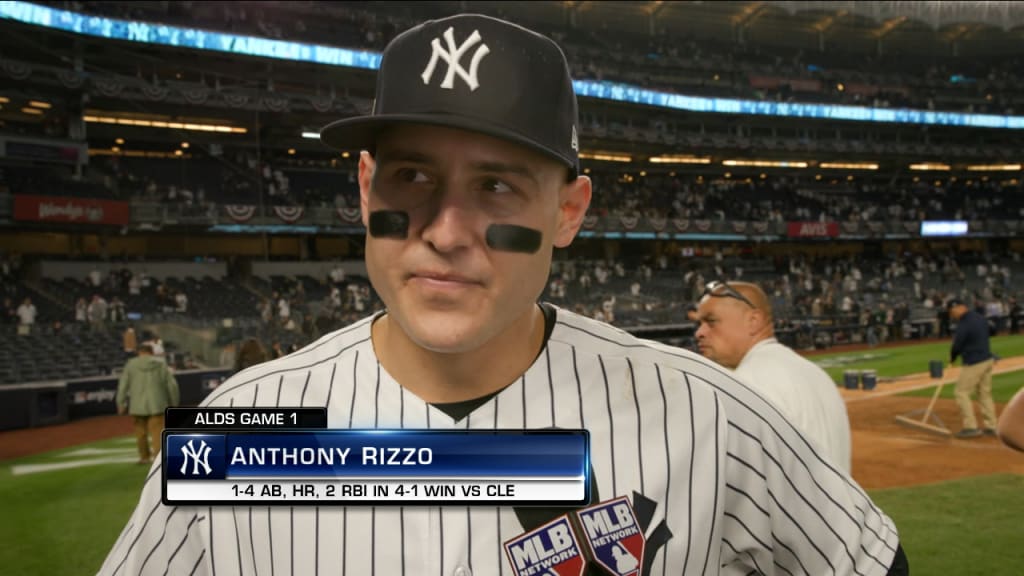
top-left (695, 280), bottom-right (852, 473)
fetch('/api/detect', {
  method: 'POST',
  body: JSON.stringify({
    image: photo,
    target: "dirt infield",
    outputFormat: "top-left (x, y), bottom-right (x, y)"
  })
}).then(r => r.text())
top-left (0, 414), bottom-right (133, 461)
top-left (841, 355), bottom-right (1024, 489)
top-left (3, 358), bottom-right (1024, 489)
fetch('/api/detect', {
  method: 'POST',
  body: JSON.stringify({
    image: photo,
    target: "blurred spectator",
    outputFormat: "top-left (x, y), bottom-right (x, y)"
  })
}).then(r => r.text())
top-left (15, 297), bottom-right (36, 326)
top-left (123, 325), bottom-right (137, 353)
top-left (235, 337), bottom-right (268, 372)
top-left (88, 294), bottom-right (108, 331)
top-left (175, 291), bottom-right (189, 314)
top-left (2, 297), bottom-right (16, 324)
top-left (75, 297), bottom-right (88, 323)
top-left (109, 297), bottom-right (127, 323)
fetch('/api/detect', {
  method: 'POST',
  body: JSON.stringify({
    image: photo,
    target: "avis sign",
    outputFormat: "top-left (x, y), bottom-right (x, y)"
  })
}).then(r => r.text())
top-left (504, 515), bottom-right (585, 576)
top-left (786, 221), bottom-right (839, 238)
top-left (575, 497), bottom-right (646, 576)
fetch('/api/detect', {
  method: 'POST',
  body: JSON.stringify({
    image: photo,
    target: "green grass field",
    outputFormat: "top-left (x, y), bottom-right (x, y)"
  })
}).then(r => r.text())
top-left (3, 337), bottom-right (1024, 576)
top-left (870, 474), bottom-right (1024, 576)
top-left (0, 437), bottom-right (149, 576)
top-left (2, 435), bottom-right (1022, 575)
top-left (900, 370), bottom-right (1024, 403)
top-left (812, 334), bottom-right (1024, 383)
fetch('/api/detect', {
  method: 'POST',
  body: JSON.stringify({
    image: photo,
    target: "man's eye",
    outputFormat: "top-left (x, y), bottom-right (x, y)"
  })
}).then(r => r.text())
top-left (397, 168), bottom-right (430, 183)
top-left (482, 178), bottom-right (514, 195)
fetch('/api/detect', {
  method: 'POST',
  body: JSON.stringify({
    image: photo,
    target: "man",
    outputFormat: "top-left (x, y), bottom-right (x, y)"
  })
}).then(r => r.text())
top-left (948, 298), bottom-right (998, 438)
top-left (99, 14), bottom-right (905, 575)
top-left (997, 386), bottom-right (1024, 452)
top-left (15, 297), bottom-right (36, 326)
top-left (694, 280), bottom-right (852, 472)
top-left (87, 293), bottom-right (108, 332)
top-left (115, 344), bottom-right (179, 464)
top-left (1010, 297), bottom-right (1021, 334)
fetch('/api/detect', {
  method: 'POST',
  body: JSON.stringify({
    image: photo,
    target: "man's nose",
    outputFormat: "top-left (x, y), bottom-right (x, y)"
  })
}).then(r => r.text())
top-left (420, 189), bottom-right (478, 253)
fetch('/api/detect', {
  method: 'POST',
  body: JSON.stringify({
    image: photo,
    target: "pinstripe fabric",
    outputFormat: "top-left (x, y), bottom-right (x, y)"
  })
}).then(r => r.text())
top-left (97, 308), bottom-right (899, 576)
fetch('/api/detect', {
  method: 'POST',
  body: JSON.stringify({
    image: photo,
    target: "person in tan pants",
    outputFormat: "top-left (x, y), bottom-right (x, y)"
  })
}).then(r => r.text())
top-left (116, 344), bottom-right (179, 463)
top-left (948, 299), bottom-right (998, 438)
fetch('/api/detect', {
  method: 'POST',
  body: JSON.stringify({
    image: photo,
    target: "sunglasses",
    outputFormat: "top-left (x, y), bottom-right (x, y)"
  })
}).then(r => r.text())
top-left (703, 280), bottom-right (756, 309)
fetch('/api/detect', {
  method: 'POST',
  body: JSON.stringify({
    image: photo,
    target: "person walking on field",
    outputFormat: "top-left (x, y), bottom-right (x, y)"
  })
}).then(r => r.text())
top-left (116, 344), bottom-right (179, 464)
top-left (948, 299), bottom-right (998, 438)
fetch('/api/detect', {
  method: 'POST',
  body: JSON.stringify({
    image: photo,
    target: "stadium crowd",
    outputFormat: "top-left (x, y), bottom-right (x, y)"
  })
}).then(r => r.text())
top-left (45, 0), bottom-right (1024, 115)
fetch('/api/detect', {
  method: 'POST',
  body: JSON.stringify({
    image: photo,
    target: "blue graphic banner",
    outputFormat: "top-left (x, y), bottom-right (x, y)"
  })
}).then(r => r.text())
top-left (165, 430), bottom-right (589, 480)
top-left (3, 1), bottom-right (1024, 130)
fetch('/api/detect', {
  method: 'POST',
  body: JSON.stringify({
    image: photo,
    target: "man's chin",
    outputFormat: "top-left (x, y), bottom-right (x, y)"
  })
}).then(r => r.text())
top-left (403, 313), bottom-right (486, 354)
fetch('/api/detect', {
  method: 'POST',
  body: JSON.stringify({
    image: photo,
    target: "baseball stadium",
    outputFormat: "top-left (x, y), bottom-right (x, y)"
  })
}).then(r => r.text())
top-left (1, 1), bottom-right (1023, 574)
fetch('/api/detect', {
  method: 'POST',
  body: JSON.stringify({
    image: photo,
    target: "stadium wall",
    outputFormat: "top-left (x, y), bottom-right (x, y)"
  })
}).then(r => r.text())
top-left (0, 368), bottom-right (232, 431)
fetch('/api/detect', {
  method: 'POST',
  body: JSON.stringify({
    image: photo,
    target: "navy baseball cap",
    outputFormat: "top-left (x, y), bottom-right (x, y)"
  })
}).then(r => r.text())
top-left (319, 14), bottom-right (580, 178)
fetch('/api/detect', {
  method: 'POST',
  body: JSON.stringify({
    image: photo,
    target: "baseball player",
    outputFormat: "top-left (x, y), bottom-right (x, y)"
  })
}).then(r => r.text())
top-left (98, 14), bottom-right (907, 576)
top-left (694, 280), bottom-right (852, 472)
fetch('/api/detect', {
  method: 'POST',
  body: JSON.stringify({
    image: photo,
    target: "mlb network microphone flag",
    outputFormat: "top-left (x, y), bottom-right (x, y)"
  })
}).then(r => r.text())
top-left (162, 430), bottom-right (590, 506)
top-left (503, 497), bottom-right (648, 576)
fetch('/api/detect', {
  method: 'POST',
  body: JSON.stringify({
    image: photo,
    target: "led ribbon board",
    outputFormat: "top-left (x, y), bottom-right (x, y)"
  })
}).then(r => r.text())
top-left (4, 2), bottom-right (1024, 129)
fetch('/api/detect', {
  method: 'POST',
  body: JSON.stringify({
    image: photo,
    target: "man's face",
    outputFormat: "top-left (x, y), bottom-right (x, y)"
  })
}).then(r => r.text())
top-left (694, 294), bottom-right (757, 369)
top-left (359, 124), bottom-right (591, 353)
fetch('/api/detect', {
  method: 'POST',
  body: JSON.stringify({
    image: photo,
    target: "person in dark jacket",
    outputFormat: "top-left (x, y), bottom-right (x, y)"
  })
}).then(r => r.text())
top-left (948, 299), bottom-right (998, 438)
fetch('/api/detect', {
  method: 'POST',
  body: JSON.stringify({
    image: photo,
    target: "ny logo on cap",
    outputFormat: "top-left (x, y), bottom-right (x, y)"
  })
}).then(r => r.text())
top-left (421, 26), bottom-right (490, 91)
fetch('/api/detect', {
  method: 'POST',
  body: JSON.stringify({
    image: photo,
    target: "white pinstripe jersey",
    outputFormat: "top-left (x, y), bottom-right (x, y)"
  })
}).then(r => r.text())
top-left (98, 307), bottom-right (899, 576)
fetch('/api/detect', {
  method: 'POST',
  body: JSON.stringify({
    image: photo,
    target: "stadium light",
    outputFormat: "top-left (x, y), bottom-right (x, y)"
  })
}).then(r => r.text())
top-left (965, 163), bottom-right (1021, 171)
top-left (0, 96), bottom-right (9, 104)
top-left (579, 152), bottom-right (632, 163)
top-left (83, 114), bottom-right (247, 133)
top-left (28, 100), bottom-right (51, 109)
top-left (648, 155), bottom-right (712, 164)
top-left (722, 159), bottom-right (808, 168)
top-left (302, 131), bottom-right (320, 139)
top-left (819, 162), bottom-right (879, 170)
top-left (909, 163), bottom-right (951, 171)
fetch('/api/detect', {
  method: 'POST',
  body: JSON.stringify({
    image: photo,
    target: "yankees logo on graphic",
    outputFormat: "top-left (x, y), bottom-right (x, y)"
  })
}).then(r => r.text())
top-left (421, 26), bottom-right (490, 91)
top-left (575, 496), bottom-right (646, 576)
top-left (504, 515), bottom-right (585, 576)
top-left (164, 434), bottom-right (226, 480)
top-left (180, 439), bottom-right (213, 476)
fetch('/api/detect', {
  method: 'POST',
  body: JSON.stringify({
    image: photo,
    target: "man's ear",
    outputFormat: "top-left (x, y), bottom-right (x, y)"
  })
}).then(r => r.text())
top-left (748, 309), bottom-right (766, 335)
top-left (358, 150), bottom-right (375, 228)
top-left (553, 175), bottom-right (593, 248)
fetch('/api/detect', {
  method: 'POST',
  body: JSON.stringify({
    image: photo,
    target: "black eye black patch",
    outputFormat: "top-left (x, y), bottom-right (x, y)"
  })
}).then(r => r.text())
top-left (368, 210), bottom-right (410, 238)
top-left (486, 224), bottom-right (542, 254)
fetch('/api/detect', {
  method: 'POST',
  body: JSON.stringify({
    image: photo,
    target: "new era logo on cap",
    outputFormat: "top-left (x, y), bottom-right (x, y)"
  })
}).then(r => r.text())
top-left (320, 14), bottom-right (580, 178)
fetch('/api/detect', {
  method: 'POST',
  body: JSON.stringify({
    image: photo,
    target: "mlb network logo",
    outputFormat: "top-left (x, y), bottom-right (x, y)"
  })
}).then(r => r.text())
top-left (164, 434), bottom-right (227, 480)
top-left (504, 515), bottom-right (585, 576)
top-left (575, 496), bottom-right (646, 576)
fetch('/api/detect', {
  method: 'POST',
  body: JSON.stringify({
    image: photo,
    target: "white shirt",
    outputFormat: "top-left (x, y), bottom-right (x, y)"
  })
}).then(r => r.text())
top-left (733, 337), bottom-right (852, 473)
top-left (98, 308), bottom-right (897, 576)
top-left (16, 303), bottom-right (36, 325)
